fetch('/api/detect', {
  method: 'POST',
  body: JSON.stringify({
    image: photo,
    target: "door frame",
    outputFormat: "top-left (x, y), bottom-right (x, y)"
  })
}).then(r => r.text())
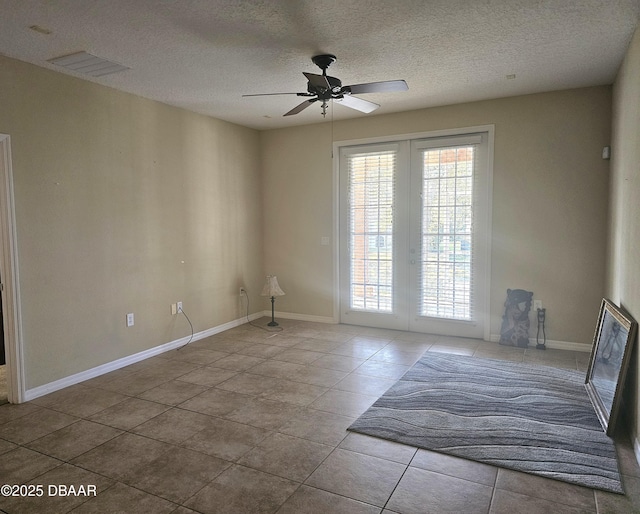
top-left (0, 134), bottom-right (25, 403)
top-left (333, 125), bottom-right (494, 340)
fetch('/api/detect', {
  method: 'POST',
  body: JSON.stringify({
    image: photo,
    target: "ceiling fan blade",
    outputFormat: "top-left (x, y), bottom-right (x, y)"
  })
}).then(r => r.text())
top-left (284, 99), bottom-right (317, 116)
top-left (303, 72), bottom-right (330, 90)
top-left (335, 95), bottom-right (380, 114)
top-left (345, 80), bottom-right (408, 94)
top-left (243, 92), bottom-right (303, 97)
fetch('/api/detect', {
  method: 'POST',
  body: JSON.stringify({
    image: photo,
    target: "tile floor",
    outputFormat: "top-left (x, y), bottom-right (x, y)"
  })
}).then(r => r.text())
top-left (0, 319), bottom-right (639, 513)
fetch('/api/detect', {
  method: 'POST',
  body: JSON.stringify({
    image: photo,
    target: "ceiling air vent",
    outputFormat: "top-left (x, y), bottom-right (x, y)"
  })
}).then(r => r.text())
top-left (47, 51), bottom-right (130, 77)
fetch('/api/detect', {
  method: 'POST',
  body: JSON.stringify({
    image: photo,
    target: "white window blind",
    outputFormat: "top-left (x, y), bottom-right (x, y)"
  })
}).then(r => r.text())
top-left (420, 144), bottom-right (476, 320)
top-left (347, 149), bottom-right (396, 312)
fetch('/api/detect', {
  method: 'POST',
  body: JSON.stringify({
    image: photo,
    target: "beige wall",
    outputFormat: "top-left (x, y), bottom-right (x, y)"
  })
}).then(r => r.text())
top-left (262, 87), bottom-right (612, 345)
top-left (609, 26), bottom-right (640, 445)
top-left (0, 55), bottom-right (264, 389)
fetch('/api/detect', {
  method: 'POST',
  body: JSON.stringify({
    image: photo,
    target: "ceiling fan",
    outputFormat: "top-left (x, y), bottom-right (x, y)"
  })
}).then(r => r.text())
top-left (243, 54), bottom-right (408, 117)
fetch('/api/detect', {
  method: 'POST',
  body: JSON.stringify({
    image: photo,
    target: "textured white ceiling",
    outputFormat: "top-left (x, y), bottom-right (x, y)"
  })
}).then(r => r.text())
top-left (1, 0), bottom-right (639, 130)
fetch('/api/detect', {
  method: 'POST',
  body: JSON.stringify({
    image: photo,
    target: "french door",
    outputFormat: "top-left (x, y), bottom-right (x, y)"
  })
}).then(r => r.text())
top-left (338, 129), bottom-right (492, 338)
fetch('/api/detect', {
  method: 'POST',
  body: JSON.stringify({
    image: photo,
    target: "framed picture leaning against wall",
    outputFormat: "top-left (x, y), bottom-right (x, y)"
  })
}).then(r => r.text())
top-left (585, 298), bottom-right (637, 436)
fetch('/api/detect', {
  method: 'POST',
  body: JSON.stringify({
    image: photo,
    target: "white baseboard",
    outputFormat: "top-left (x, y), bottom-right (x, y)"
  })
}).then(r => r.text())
top-left (267, 316), bottom-right (593, 351)
top-left (267, 313), bottom-right (594, 352)
top-left (268, 316), bottom-right (591, 350)
top-left (269, 310), bottom-right (337, 324)
top-left (23, 312), bottom-right (264, 402)
top-left (489, 334), bottom-right (591, 352)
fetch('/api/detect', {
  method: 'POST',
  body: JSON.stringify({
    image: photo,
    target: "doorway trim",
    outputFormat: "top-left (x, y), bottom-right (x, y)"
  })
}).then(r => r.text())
top-left (332, 125), bottom-right (494, 340)
top-left (0, 134), bottom-right (24, 403)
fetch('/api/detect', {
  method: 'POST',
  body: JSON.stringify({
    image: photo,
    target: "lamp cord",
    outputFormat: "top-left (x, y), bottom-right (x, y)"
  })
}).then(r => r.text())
top-left (176, 307), bottom-right (194, 350)
top-left (242, 290), bottom-right (283, 332)
top-left (175, 292), bottom-right (282, 353)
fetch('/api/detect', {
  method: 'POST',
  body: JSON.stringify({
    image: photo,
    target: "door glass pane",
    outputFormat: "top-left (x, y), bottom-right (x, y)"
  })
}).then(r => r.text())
top-left (348, 150), bottom-right (395, 312)
top-left (420, 146), bottom-right (474, 320)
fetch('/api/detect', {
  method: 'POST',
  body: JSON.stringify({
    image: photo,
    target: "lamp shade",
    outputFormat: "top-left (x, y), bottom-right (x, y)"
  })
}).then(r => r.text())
top-left (261, 275), bottom-right (285, 297)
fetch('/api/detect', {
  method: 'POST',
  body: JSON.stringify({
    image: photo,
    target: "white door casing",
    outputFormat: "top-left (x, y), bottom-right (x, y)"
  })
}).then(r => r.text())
top-left (336, 127), bottom-right (493, 339)
top-left (0, 134), bottom-right (24, 403)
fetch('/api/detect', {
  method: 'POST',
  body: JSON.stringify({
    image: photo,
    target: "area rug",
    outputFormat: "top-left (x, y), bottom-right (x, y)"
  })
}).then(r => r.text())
top-left (348, 353), bottom-right (623, 493)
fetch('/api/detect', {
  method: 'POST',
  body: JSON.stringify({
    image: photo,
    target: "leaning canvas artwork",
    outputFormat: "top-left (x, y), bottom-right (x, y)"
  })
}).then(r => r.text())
top-left (499, 289), bottom-right (533, 347)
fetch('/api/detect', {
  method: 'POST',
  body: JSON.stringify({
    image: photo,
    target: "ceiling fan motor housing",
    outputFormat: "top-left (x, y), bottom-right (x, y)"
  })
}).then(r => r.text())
top-left (308, 75), bottom-right (343, 99)
top-left (311, 54), bottom-right (336, 72)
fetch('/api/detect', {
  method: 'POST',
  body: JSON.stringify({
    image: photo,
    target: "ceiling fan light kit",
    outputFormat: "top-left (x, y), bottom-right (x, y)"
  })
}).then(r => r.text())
top-left (243, 54), bottom-right (408, 118)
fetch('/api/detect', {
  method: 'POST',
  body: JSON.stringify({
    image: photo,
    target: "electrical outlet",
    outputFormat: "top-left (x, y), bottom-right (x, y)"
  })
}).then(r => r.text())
top-left (177, 301), bottom-right (183, 312)
top-left (126, 313), bottom-right (134, 327)
top-left (239, 287), bottom-right (246, 296)
top-left (534, 300), bottom-right (543, 311)
top-left (171, 303), bottom-right (177, 315)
